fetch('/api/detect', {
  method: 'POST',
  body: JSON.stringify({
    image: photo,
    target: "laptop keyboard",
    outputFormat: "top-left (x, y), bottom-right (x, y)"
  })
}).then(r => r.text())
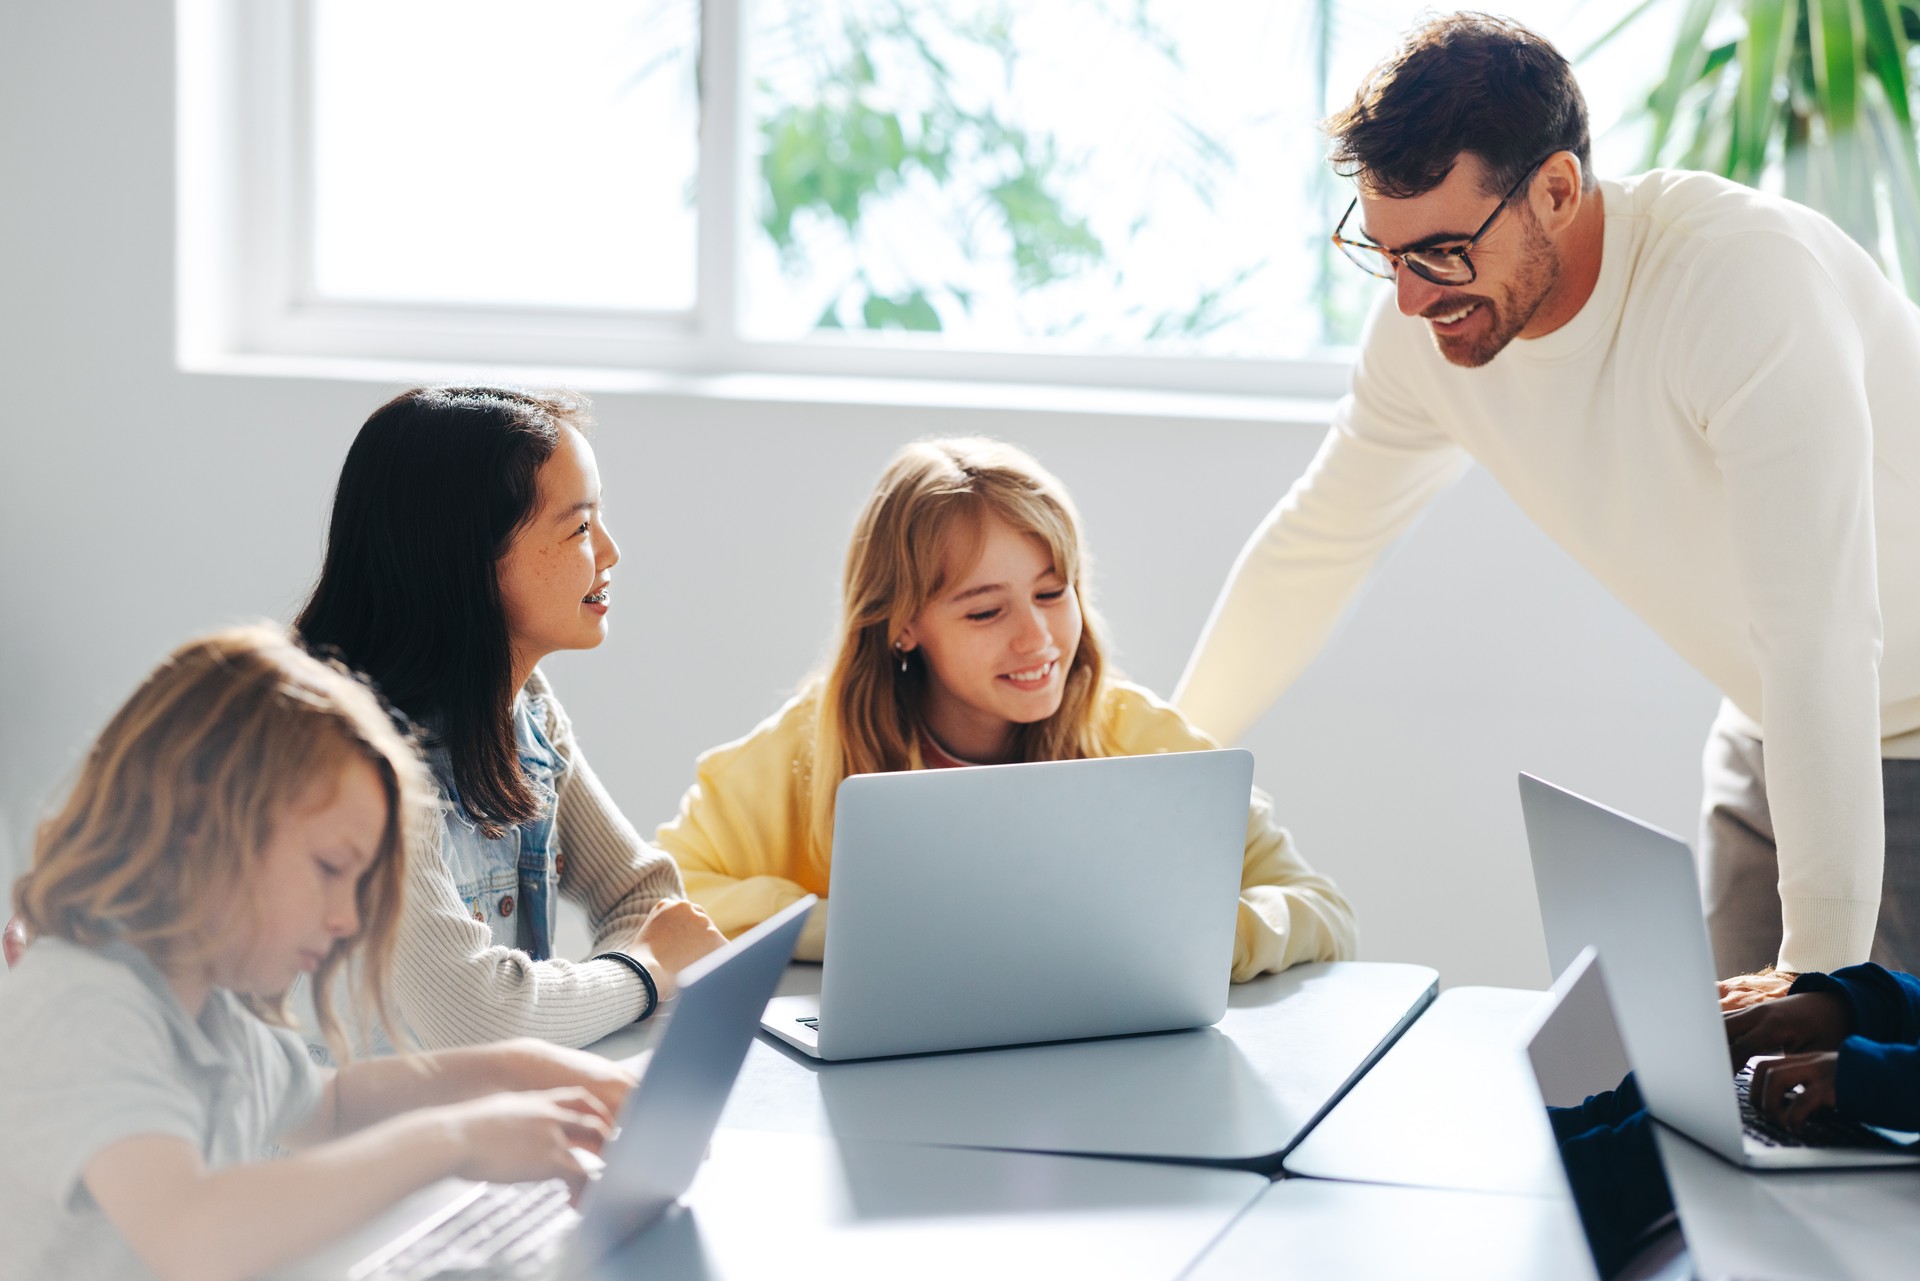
top-left (350, 1180), bottom-right (578, 1280)
top-left (1733, 1065), bottom-right (1903, 1151)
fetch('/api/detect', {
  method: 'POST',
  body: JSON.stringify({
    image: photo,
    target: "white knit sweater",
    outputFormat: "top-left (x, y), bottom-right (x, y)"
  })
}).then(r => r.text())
top-left (1177, 170), bottom-right (1920, 974)
top-left (389, 668), bottom-right (685, 1048)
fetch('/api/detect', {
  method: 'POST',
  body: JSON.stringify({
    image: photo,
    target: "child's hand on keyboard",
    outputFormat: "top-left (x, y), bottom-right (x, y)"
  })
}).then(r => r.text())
top-left (1724, 989), bottom-right (1850, 1070)
top-left (1748, 1052), bottom-right (1840, 1134)
top-left (439, 1087), bottom-right (615, 1200)
top-left (496, 1038), bottom-right (638, 1118)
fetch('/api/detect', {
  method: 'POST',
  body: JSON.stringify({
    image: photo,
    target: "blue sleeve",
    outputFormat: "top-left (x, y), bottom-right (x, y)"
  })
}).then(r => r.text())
top-left (1789, 963), bottom-right (1920, 1043)
top-left (1834, 1037), bottom-right (1920, 1132)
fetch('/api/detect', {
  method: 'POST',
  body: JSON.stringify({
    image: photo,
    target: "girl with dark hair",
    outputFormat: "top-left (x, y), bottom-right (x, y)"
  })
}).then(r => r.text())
top-left (296, 385), bottom-right (724, 1050)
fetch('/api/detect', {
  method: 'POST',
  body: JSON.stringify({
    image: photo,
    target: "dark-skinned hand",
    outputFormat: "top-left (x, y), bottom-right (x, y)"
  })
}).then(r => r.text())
top-left (1724, 989), bottom-right (1851, 1071)
top-left (1749, 1051), bottom-right (1841, 1134)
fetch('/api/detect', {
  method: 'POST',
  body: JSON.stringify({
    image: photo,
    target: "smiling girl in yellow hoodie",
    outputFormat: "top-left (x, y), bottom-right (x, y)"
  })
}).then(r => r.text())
top-left (656, 437), bottom-right (1356, 981)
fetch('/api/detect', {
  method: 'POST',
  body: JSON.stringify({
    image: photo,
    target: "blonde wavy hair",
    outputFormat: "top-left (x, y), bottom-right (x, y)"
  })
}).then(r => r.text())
top-left (804, 438), bottom-right (1116, 873)
top-left (13, 624), bottom-right (433, 1061)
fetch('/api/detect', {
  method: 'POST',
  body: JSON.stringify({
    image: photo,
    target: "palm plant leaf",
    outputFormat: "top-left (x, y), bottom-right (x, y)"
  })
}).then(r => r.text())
top-left (1731, 0), bottom-right (1794, 179)
top-left (1577, 0), bottom-right (1670, 59)
top-left (1807, 0), bottom-right (1858, 132)
top-left (1648, 0), bottom-right (1729, 158)
top-left (1614, 0), bottom-right (1920, 298)
top-left (1860, 0), bottom-right (1916, 129)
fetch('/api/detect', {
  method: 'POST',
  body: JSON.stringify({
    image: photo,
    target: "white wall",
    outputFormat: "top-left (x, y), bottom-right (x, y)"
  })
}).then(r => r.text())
top-left (0, 0), bottom-right (1719, 990)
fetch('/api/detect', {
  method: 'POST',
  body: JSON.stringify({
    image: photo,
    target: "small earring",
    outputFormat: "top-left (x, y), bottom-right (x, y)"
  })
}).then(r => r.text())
top-left (893, 642), bottom-right (910, 675)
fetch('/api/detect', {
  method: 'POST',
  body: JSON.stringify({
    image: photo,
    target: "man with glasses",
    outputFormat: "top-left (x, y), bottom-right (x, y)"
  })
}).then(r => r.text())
top-left (1175, 12), bottom-right (1920, 1005)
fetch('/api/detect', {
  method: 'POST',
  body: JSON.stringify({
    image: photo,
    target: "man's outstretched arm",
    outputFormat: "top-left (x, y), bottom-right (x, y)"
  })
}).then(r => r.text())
top-left (1175, 407), bottom-right (1467, 744)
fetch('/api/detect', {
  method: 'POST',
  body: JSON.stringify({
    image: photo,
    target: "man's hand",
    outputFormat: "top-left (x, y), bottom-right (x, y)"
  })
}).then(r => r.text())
top-left (1717, 967), bottom-right (1798, 1011)
top-left (1725, 990), bottom-right (1850, 1070)
top-left (1748, 1052), bottom-right (1841, 1134)
top-left (633, 899), bottom-right (728, 985)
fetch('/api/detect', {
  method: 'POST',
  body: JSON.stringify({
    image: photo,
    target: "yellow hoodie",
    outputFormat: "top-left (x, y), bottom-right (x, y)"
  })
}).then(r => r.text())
top-left (656, 681), bottom-right (1357, 980)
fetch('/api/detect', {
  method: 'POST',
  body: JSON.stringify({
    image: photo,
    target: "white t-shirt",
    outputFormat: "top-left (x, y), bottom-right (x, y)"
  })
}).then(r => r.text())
top-left (0, 937), bottom-right (323, 1280)
top-left (1178, 170), bottom-right (1920, 973)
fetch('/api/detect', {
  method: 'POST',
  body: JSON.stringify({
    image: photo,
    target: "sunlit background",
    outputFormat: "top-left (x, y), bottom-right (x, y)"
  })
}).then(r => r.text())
top-left (6, 0), bottom-right (1911, 991)
top-left (311, 0), bottom-right (1678, 358)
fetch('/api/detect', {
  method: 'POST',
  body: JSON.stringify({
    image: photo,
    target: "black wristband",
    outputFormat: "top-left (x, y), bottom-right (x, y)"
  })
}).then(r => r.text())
top-left (593, 951), bottom-right (660, 1022)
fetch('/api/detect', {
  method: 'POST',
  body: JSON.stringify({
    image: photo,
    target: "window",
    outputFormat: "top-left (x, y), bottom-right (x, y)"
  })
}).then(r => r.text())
top-left (181, 0), bottom-right (1668, 400)
top-left (310, 1), bottom-right (700, 314)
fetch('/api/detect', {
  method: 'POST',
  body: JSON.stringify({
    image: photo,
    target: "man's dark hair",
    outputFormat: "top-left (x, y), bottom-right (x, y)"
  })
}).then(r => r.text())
top-left (1326, 12), bottom-right (1594, 199)
top-left (295, 385), bottom-right (590, 837)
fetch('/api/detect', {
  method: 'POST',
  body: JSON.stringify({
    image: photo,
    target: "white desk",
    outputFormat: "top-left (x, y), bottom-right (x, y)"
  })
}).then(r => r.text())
top-left (300, 970), bottom-right (1920, 1280)
top-left (1654, 1125), bottom-right (1920, 1281)
top-left (1182, 1177), bottom-right (1596, 1280)
top-left (1278, 984), bottom-right (1920, 1275)
top-left (593, 1128), bottom-right (1267, 1281)
top-left (593, 961), bottom-right (1436, 1170)
top-left (1282, 985), bottom-right (1562, 1194)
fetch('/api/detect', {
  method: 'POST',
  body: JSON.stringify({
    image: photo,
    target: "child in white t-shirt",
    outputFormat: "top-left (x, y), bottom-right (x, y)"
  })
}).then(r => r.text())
top-left (1, 625), bottom-right (632, 1281)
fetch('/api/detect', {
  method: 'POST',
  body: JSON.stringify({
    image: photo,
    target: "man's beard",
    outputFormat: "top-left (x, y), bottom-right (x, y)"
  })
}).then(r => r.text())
top-left (1425, 221), bottom-right (1560, 369)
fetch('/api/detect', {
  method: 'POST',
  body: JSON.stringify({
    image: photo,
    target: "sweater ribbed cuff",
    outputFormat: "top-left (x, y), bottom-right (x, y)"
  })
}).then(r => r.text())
top-left (587, 953), bottom-right (659, 1022)
top-left (1776, 897), bottom-right (1879, 975)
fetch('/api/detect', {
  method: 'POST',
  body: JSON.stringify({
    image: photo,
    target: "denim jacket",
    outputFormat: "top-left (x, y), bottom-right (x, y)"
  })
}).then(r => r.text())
top-left (428, 689), bottom-right (564, 961)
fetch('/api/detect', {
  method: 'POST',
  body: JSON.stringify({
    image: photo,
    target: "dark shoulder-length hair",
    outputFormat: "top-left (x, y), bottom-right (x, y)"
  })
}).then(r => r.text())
top-left (294, 385), bottom-right (591, 836)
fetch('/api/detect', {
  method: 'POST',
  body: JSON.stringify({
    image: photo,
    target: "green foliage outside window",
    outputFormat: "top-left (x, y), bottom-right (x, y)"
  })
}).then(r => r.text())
top-left (1600, 0), bottom-right (1920, 297)
top-left (755, 1), bottom-right (1237, 338)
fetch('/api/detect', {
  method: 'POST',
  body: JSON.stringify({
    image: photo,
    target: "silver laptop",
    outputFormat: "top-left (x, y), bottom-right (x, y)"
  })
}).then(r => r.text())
top-left (1525, 948), bottom-right (1920, 1281)
top-left (1519, 773), bottom-right (1920, 1171)
top-left (1522, 946), bottom-right (1689, 1281)
top-left (281, 895), bottom-right (814, 1281)
top-left (761, 749), bottom-right (1254, 1060)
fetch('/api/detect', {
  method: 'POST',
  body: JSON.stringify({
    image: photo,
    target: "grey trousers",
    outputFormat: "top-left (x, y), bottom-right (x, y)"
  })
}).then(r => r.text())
top-left (1698, 718), bottom-right (1920, 977)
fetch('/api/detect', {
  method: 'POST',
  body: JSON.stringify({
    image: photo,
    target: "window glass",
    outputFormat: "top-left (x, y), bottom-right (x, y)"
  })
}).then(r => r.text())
top-left (744, 0), bottom-right (1671, 354)
top-left (303, 2), bottom-right (1673, 349)
top-left (310, 0), bottom-right (700, 312)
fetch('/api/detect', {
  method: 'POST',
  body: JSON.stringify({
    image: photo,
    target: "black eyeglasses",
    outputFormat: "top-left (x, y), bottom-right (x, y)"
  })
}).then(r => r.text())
top-left (1330, 157), bottom-right (1551, 287)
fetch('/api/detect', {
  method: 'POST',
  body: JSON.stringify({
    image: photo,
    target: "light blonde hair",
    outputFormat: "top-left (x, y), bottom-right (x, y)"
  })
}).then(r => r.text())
top-left (14, 624), bottom-right (433, 1062)
top-left (805, 437), bottom-right (1116, 872)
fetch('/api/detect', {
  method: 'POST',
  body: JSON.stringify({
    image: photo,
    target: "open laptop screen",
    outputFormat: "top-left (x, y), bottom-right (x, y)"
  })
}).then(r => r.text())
top-left (1526, 947), bottom-right (1687, 1281)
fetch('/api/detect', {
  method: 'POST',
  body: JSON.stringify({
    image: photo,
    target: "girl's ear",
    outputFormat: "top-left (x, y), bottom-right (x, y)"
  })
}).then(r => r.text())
top-left (895, 625), bottom-right (918, 653)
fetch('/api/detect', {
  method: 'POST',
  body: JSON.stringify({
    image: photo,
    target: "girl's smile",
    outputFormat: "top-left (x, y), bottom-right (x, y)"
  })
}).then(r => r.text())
top-left (1000, 658), bottom-right (1059, 691)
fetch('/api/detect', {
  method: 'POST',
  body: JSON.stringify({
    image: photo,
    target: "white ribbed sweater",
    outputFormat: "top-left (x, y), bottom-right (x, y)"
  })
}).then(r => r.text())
top-left (390, 669), bottom-right (685, 1049)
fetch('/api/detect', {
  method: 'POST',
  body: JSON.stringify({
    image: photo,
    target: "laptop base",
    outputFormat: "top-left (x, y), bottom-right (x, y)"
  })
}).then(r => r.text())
top-left (1736, 1136), bottom-right (1920, 1170)
top-left (760, 994), bottom-right (824, 1057)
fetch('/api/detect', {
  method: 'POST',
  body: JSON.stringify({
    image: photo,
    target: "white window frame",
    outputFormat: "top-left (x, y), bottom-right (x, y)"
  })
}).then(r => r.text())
top-left (176, 0), bottom-right (1353, 405)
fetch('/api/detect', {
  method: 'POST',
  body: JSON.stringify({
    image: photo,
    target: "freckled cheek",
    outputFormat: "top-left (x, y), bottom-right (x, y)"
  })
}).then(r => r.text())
top-left (563, 544), bottom-right (598, 589)
top-left (522, 549), bottom-right (580, 603)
